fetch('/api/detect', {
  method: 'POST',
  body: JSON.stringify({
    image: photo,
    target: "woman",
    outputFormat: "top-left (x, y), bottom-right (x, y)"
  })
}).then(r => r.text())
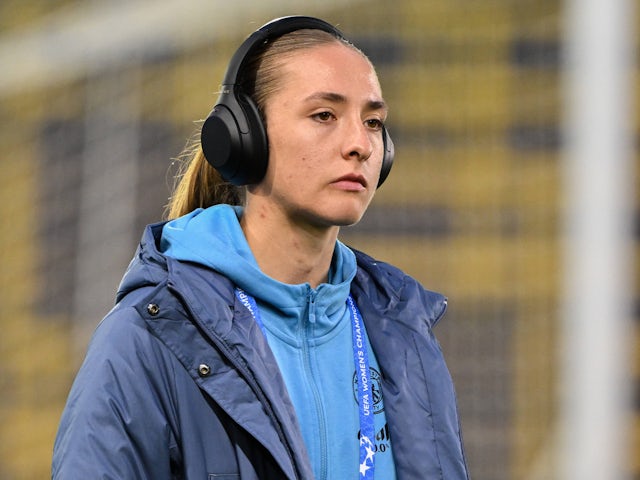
top-left (52, 16), bottom-right (469, 480)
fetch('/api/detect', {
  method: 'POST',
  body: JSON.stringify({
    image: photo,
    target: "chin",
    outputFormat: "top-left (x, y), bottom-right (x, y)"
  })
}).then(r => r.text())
top-left (302, 210), bottom-right (363, 229)
top-left (329, 201), bottom-right (372, 227)
top-left (302, 197), bottom-right (372, 229)
top-left (327, 210), bottom-right (367, 228)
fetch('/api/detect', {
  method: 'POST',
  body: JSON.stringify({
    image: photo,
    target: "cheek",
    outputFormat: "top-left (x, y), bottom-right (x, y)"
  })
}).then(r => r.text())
top-left (368, 151), bottom-right (385, 178)
top-left (280, 156), bottom-right (319, 185)
top-left (266, 121), bottom-right (331, 183)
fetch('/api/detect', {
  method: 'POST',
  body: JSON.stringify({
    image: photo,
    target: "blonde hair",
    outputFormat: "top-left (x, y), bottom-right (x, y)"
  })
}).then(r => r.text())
top-left (165, 28), bottom-right (363, 220)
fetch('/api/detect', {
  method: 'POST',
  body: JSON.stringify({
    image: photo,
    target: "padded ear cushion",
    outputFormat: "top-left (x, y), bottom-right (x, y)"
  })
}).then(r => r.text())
top-left (377, 126), bottom-right (394, 187)
top-left (201, 90), bottom-right (268, 185)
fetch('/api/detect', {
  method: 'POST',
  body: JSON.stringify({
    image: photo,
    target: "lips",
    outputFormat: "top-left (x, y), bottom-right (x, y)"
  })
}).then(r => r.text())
top-left (333, 173), bottom-right (368, 190)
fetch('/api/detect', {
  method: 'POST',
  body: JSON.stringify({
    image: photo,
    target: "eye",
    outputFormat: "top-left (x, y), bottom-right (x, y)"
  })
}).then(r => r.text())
top-left (312, 111), bottom-right (335, 122)
top-left (365, 118), bottom-right (384, 131)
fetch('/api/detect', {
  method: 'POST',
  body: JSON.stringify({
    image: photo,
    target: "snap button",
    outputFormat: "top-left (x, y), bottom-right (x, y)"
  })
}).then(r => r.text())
top-left (198, 364), bottom-right (211, 377)
top-left (146, 303), bottom-right (160, 316)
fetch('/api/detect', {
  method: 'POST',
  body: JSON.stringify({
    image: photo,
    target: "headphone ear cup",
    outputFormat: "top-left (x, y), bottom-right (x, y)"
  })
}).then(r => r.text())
top-left (377, 126), bottom-right (394, 187)
top-left (201, 91), bottom-right (268, 186)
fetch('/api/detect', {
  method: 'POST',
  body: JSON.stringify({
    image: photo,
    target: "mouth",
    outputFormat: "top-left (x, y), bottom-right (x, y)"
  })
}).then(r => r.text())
top-left (332, 173), bottom-right (368, 191)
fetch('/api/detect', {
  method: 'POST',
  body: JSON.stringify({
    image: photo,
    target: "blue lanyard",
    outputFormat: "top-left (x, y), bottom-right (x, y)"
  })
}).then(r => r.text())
top-left (235, 288), bottom-right (376, 479)
top-left (234, 288), bottom-right (266, 334)
top-left (346, 294), bottom-right (376, 479)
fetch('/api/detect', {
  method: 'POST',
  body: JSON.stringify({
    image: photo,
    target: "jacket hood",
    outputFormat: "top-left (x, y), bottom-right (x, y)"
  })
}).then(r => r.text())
top-left (116, 222), bottom-right (170, 302)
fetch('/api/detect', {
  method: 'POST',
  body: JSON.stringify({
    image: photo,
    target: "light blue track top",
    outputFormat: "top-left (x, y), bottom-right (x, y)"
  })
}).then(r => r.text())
top-left (161, 205), bottom-right (397, 480)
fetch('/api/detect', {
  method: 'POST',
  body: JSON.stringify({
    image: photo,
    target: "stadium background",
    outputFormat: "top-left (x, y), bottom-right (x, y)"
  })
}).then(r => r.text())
top-left (0, 0), bottom-right (636, 478)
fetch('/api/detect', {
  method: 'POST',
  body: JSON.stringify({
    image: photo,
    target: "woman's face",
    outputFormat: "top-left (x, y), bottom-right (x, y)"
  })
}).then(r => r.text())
top-left (251, 42), bottom-right (388, 230)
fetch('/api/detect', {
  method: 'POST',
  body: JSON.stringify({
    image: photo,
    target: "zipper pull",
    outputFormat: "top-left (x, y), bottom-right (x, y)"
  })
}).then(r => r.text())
top-left (308, 290), bottom-right (317, 324)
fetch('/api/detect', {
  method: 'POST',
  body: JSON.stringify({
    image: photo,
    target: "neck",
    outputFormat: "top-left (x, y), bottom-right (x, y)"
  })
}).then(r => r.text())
top-left (240, 203), bottom-right (338, 289)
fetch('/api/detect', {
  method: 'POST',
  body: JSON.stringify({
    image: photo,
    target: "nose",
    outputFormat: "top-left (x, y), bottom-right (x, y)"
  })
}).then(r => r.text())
top-left (342, 118), bottom-right (374, 161)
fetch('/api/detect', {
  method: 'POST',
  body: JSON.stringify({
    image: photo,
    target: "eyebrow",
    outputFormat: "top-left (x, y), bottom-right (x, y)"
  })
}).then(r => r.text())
top-left (304, 91), bottom-right (388, 113)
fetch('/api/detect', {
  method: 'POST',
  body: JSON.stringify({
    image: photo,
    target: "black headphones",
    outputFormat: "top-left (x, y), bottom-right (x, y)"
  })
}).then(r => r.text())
top-left (200, 15), bottom-right (394, 187)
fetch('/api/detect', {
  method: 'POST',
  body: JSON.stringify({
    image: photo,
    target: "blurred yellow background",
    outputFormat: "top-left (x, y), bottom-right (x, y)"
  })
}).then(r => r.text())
top-left (0, 1), bottom-right (637, 478)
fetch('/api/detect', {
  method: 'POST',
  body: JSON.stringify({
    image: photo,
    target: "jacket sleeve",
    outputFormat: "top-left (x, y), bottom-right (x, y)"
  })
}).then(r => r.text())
top-left (52, 304), bottom-right (181, 480)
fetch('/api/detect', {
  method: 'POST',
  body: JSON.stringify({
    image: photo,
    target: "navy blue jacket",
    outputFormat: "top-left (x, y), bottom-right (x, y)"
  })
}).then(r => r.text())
top-left (52, 222), bottom-right (469, 479)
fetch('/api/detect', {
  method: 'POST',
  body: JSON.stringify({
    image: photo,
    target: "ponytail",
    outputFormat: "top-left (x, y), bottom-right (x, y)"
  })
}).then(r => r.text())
top-left (165, 136), bottom-right (243, 220)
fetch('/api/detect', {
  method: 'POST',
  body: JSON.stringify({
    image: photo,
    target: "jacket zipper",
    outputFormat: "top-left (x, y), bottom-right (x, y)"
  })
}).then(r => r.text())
top-left (168, 284), bottom-right (301, 480)
top-left (302, 289), bottom-right (329, 480)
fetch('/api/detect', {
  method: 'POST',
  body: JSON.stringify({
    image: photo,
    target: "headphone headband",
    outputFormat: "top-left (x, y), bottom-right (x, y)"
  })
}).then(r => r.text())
top-left (221, 16), bottom-right (345, 88)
